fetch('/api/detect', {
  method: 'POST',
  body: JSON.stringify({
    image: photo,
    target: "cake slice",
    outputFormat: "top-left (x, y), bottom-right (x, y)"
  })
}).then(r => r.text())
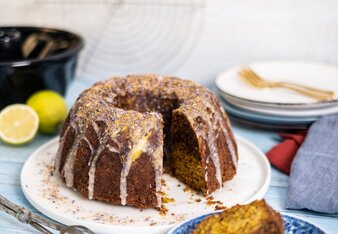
top-left (192, 200), bottom-right (284, 234)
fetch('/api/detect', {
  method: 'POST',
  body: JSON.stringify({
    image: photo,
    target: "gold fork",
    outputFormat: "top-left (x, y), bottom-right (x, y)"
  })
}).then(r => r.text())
top-left (238, 67), bottom-right (336, 101)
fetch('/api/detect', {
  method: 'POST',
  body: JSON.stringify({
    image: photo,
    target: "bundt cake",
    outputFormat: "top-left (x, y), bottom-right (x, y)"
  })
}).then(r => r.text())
top-left (192, 200), bottom-right (284, 234)
top-left (54, 75), bottom-right (238, 208)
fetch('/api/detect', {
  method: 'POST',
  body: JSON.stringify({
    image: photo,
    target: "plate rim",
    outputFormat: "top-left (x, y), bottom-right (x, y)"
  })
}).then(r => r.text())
top-left (167, 212), bottom-right (327, 234)
top-left (20, 135), bottom-right (271, 233)
top-left (215, 60), bottom-right (338, 107)
top-left (216, 85), bottom-right (338, 108)
top-left (218, 89), bottom-right (338, 111)
top-left (221, 93), bottom-right (338, 118)
top-left (220, 97), bottom-right (317, 123)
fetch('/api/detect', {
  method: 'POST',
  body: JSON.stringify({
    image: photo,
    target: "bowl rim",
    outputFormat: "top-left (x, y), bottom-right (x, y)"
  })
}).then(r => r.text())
top-left (0, 26), bottom-right (84, 66)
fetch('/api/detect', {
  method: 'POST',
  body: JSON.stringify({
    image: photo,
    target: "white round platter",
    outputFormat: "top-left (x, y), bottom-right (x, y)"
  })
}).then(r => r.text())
top-left (215, 61), bottom-right (338, 107)
top-left (21, 136), bottom-right (270, 234)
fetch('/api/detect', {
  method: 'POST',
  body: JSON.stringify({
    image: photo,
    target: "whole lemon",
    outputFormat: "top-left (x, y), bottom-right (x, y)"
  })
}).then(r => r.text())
top-left (27, 90), bottom-right (68, 134)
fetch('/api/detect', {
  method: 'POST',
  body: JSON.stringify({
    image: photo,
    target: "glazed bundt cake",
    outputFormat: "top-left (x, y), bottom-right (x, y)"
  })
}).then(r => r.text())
top-left (54, 75), bottom-right (238, 208)
top-left (192, 200), bottom-right (284, 234)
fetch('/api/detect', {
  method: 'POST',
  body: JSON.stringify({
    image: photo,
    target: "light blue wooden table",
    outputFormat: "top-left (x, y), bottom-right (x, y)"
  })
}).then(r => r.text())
top-left (0, 79), bottom-right (337, 233)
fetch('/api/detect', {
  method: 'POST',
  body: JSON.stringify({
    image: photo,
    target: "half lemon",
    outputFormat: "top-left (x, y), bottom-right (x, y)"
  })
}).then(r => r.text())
top-left (0, 104), bottom-right (39, 145)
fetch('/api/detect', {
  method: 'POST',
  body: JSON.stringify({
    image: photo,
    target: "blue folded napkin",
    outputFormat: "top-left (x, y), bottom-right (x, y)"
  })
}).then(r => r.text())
top-left (285, 115), bottom-right (338, 213)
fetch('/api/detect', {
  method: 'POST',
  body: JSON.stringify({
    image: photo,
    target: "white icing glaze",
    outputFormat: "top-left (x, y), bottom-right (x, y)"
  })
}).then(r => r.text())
top-left (54, 124), bottom-right (71, 176)
top-left (88, 142), bottom-right (106, 200)
top-left (204, 158), bottom-right (209, 182)
top-left (119, 123), bottom-right (158, 205)
top-left (83, 137), bottom-right (94, 154)
top-left (87, 120), bottom-right (121, 200)
top-left (106, 144), bottom-right (119, 153)
top-left (184, 94), bottom-right (237, 190)
top-left (62, 125), bottom-right (84, 187)
top-left (92, 122), bottom-right (100, 137)
top-left (55, 121), bottom-right (78, 176)
top-left (205, 98), bottom-right (237, 187)
top-left (220, 108), bottom-right (238, 169)
top-left (193, 99), bottom-right (223, 188)
top-left (103, 97), bottom-right (114, 103)
top-left (120, 130), bottom-right (142, 205)
top-left (83, 137), bottom-right (94, 166)
top-left (152, 146), bottom-right (163, 206)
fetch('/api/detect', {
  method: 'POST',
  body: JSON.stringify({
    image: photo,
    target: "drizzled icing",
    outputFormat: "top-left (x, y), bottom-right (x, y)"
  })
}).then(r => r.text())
top-left (106, 144), bottom-right (119, 153)
top-left (55, 121), bottom-right (78, 175)
top-left (220, 108), bottom-right (238, 169)
top-left (182, 98), bottom-right (223, 187)
top-left (88, 141), bottom-right (107, 199)
top-left (87, 119), bottom-right (122, 200)
top-left (120, 117), bottom-right (163, 206)
top-left (83, 137), bottom-right (94, 163)
top-left (119, 127), bottom-right (145, 205)
top-left (204, 99), bottom-right (236, 187)
top-left (62, 121), bottom-right (84, 187)
top-left (54, 124), bottom-right (71, 176)
top-left (181, 91), bottom-right (238, 190)
top-left (151, 146), bottom-right (163, 206)
top-left (55, 75), bottom-right (237, 208)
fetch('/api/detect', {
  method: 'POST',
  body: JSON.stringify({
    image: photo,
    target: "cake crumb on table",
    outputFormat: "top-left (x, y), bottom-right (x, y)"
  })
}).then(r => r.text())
top-left (161, 178), bottom-right (167, 187)
top-left (162, 196), bottom-right (175, 203)
top-left (215, 205), bottom-right (227, 210)
top-left (158, 204), bottom-right (168, 216)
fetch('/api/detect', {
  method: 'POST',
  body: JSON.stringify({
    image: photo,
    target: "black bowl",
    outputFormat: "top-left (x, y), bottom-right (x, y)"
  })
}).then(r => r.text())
top-left (0, 26), bottom-right (84, 110)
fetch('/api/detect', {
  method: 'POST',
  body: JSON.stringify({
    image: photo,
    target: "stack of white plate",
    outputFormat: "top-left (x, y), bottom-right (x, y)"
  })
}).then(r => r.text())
top-left (215, 61), bottom-right (338, 129)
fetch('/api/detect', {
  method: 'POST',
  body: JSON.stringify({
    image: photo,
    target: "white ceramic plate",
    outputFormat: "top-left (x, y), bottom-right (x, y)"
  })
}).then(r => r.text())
top-left (21, 136), bottom-right (270, 234)
top-left (167, 213), bottom-right (326, 234)
top-left (215, 61), bottom-right (338, 107)
top-left (220, 92), bottom-right (338, 117)
top-left (219, 91), bottom-right (338, 111)
top-left (220, 99), bottom-right (315, 129)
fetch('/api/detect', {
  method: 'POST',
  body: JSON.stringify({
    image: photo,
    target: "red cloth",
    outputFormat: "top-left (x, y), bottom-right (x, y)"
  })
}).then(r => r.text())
top-left (266, 131), bottom-right (307, 175)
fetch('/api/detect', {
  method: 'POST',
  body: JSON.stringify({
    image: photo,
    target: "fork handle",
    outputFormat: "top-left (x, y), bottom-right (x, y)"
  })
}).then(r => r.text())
top-left (276, 82), bottom-right (336, 97)
top-left (274, 83), bottom-right (334, 100)
top-left (0, 194), bottom-right (63, 233)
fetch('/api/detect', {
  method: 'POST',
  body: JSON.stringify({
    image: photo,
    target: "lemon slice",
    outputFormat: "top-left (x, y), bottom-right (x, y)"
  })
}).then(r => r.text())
top-left (0, 104), bottom-right (39, 145)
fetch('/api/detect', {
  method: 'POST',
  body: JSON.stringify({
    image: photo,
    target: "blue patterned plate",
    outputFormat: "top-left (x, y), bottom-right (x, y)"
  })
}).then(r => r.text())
top-left (168, 213), bottom-right (325, 234)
